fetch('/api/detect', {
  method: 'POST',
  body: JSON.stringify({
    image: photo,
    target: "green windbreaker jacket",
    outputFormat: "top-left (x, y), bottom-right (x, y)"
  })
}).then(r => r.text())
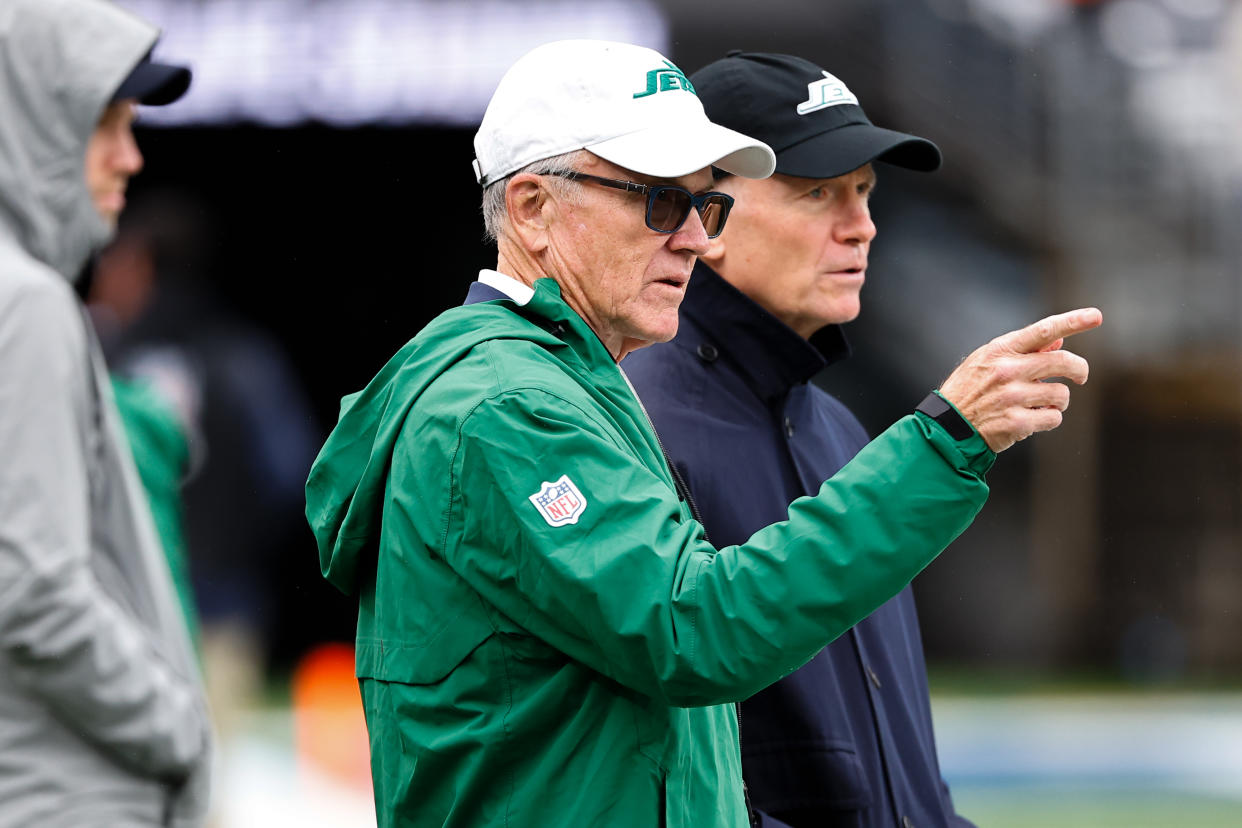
top-left (305, 278), bottom-right (995, 828)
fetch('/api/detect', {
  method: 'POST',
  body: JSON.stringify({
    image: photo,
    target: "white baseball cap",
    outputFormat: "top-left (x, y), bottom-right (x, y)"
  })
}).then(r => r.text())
top-left (472, 40), bottom-right (776, 187)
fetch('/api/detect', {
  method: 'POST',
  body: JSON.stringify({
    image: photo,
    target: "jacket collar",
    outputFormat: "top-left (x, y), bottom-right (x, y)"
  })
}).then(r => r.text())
top-left (464, 280), bottom-right (509, 305)
top-left (463, 273), bottom-right (619, 371)
top-left (680, 261), bottom-right (850, 400)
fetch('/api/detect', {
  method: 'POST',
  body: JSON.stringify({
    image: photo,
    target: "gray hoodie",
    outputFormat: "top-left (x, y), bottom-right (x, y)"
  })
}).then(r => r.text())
top-left (0, 1), bottom-right (212, 824)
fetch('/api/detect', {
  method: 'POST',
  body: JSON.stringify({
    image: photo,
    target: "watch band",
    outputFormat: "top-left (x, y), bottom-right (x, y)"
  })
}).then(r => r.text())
top-left (916, 392), bottom-right (975, 441)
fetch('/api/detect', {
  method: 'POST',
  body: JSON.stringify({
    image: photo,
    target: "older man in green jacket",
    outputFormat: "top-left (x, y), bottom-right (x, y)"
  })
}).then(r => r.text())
top-left (306, 39), bottom-right (1101, 828)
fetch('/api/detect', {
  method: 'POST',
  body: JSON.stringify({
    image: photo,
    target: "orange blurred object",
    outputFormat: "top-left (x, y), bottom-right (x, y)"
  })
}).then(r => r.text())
top-left (291, 642), bottom-right (373, 792)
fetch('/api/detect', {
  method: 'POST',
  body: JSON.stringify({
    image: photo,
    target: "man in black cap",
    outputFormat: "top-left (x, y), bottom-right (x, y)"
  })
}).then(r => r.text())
top-left (87, 50), bottom-right (191, 230)
top-left (625, 52), bottom-right (975, 828)
top-left (0, 2), bottom-right (210, 825)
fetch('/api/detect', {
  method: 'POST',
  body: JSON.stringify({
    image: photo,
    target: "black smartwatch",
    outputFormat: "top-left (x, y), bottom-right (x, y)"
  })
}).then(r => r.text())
top-left (916, 392), bottom-right (975, 441)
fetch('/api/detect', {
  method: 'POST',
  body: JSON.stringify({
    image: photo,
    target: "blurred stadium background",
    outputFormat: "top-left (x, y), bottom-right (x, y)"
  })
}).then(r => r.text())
top-left (104, 0), bottom-right (1242, 824)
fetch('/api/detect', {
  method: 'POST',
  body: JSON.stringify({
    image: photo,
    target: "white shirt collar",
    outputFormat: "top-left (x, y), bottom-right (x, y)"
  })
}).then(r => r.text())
top-left (478, 269), bottom-right (534, 306)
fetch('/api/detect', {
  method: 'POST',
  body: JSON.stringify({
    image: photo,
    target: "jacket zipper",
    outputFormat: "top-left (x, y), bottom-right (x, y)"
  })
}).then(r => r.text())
top-left (621, 369), bottom-right (758, 827)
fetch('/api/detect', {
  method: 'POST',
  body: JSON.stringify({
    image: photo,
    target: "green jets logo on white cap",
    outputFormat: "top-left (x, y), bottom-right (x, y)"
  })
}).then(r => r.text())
top-left (633, 60), bottom-right (696, 99)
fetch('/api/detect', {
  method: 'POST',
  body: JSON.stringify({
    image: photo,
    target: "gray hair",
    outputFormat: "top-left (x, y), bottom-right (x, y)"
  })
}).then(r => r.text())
top-left (481, 150), bottom-right (588, 243)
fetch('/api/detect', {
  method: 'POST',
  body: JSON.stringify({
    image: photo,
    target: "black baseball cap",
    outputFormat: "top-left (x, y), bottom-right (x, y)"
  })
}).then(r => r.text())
top-left (691, 51), bottom-right (941, 179)
top-left (111, 52), bottom-right (192, 106)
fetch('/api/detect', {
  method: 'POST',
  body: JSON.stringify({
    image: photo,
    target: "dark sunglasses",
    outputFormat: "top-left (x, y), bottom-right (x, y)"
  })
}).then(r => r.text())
top-left (547, 171), bottom-right (734, 238)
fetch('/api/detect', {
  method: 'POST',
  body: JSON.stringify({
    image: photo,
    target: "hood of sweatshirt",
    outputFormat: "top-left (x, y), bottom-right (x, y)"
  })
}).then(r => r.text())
top-left (306, 278), bottom-right (585, 595)
top-left (0, 0), bottom-right (157, 281)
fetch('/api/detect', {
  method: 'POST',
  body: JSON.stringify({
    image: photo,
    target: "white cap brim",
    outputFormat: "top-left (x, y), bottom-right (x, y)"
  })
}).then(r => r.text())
top-left (586, 120), bottom-right (776, 180)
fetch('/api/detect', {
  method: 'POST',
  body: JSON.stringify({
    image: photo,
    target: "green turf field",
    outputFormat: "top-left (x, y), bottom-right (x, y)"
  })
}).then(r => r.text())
top-left (928, 676), bottom-right (1242, 828)
top-left (953, 787), bottom-right (1242, 827)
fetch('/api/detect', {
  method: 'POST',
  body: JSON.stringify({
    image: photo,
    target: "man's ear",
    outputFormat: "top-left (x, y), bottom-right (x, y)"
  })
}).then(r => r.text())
top-left (701, 175), bottom-right (738, 267)
top-left (701, 229), bottom-right (726, 267)
top-left (505, 174), bottom-right (551, 254)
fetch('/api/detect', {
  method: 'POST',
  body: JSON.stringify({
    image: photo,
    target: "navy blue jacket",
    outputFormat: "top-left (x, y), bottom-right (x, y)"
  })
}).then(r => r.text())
top-left (625, 263), bottom-right (974, 828)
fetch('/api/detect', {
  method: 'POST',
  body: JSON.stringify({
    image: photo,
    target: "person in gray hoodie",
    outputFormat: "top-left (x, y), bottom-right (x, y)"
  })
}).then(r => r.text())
top-left (0, 1), bottom-right (212, 825)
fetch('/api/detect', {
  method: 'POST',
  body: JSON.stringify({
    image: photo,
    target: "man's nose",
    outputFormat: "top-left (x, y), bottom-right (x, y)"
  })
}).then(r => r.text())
top-left (115, 127), bottom-right (144, 176)
top-left (835, 196), bottom-right (876, 246)
top-left (670, 207), bottom-right (711, 256)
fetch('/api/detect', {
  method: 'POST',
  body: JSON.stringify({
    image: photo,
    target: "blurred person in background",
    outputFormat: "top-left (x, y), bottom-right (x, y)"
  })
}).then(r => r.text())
top-left (626, 51), bottom-right (973, 828)
top-left (307, 39), bottom-right (1099, 827)
top-left (89, 191), bottom-right (322, 735)
top-left (107, 362), bottom-right (202, 650)
top-left (0, 0), bottom-right (212, 825)
top-left (88, 207), bottom-right (205, 651)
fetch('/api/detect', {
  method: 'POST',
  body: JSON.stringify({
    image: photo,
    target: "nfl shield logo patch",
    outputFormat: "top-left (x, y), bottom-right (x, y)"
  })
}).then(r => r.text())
top-left (528, 474), bottom-right (588, 526)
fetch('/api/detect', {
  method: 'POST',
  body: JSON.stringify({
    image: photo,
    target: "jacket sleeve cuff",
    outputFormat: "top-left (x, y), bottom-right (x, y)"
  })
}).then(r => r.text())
top-left (914, 391), bottom-right (996, 478)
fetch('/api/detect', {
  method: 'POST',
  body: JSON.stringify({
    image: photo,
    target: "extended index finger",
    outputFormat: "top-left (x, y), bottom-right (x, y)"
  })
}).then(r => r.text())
top-left (1001, 307), bottom-right (1103, 355)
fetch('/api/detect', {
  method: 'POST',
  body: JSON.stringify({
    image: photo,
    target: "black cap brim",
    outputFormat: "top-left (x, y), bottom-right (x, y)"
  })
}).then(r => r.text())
top-left (775, 123), bottom-right (942, 179)
top-left (112, 58), bottom-right (192, 106)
